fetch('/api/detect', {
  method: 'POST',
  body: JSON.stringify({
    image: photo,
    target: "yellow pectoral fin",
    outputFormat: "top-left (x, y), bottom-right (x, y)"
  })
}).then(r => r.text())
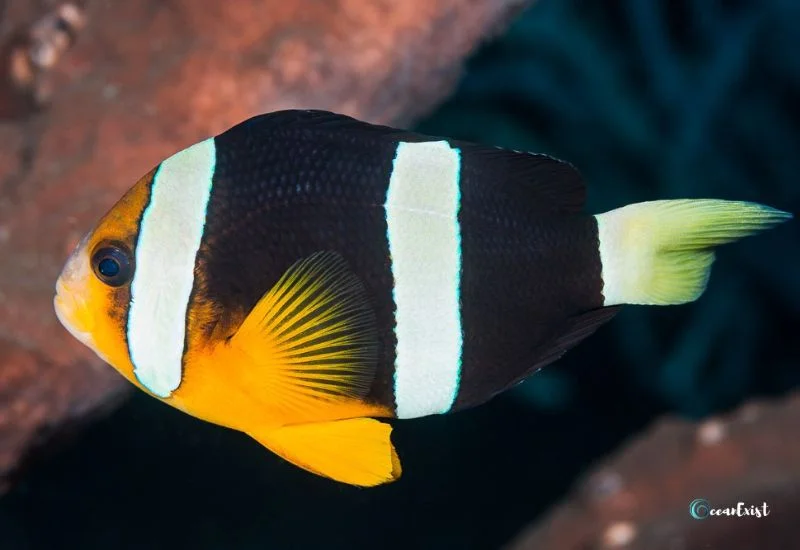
top-left (249, 418), bottom-right (402, 487)
top-left (230, 251), bottom-right (381, 420)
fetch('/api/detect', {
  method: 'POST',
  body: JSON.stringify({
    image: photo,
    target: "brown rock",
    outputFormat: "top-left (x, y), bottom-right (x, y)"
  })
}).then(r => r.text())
top-left (0, 2), bottom-right (87, 119)
top-left (506, 391), bottom-right (800, 550)
top-left (0, 0), bottom-right (531, 493)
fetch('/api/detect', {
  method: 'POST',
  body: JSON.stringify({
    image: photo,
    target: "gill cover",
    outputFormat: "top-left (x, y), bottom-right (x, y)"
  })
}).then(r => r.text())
top-left (53, 168), bottom-right (157, 386)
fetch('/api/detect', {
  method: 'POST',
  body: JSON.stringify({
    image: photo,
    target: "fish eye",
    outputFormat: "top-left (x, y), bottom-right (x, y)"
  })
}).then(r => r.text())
top-left (91, 243), bottom-right (133, 287)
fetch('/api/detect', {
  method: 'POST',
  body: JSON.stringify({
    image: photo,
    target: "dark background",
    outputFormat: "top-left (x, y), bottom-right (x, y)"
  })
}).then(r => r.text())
top-left (1, 0), bottom-right (797, 548)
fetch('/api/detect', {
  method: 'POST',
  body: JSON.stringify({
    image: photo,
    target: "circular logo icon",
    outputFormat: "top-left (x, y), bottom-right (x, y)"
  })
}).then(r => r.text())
top-left (689, 498), bottom-right (710, 520)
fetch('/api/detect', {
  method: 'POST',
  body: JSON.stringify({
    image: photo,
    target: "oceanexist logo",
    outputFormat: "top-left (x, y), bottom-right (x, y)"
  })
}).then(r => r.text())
top-left (689, 498), bottom-right (770, 520)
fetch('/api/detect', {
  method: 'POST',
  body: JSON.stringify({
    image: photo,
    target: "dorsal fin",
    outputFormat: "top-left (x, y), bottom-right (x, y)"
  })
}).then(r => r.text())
top-left (227, 109), bottom-right (426, 143)
top-left (227, 109), bottom-right (587, 213)
top-left (458, 145), bottom-right (587, 214)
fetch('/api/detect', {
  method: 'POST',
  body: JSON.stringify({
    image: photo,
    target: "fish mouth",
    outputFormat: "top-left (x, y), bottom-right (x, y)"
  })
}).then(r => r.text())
top-left (54, 281), bottom-right (95, 349)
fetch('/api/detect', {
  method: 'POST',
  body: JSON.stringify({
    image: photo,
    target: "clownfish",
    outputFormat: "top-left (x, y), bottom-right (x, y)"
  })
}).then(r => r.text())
top-left (53, 110), bottom-right (791, 487)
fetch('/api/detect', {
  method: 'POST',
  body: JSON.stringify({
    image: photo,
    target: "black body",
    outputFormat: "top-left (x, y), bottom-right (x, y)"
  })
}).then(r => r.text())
top-left (193, 110), bottom-right (614, 415)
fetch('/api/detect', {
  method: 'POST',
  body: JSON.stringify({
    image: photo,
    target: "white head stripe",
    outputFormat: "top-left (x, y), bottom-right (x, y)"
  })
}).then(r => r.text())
top-left (386, 140), bottom-right (463, 419)
top-left (127, 138), bottom-right (216, 398)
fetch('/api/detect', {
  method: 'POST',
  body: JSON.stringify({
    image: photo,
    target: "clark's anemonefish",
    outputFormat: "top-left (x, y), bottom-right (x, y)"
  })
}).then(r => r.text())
top-left (54, 110), bottom-right (792, 487)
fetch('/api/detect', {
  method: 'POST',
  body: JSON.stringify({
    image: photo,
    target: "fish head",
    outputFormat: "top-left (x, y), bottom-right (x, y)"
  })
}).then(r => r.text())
top-left (54, 168), bottom-right (157, 384)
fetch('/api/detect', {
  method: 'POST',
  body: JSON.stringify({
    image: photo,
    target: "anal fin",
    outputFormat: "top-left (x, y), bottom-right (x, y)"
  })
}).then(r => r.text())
top-left (504, 306), bottom-right (622, 393)
top-left (490, 306), bottom-right (622, 397)
top-left (533, 306), bottom-right (622, 371)
top-left (249, 418), bottom-right (402, 487)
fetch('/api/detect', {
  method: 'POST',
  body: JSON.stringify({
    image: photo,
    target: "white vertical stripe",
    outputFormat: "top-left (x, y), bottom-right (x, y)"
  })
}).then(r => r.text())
top-left (595, 206), bottom-right (642, 307)
top-left (127, 138), bottom-right (216, 398)
top-left (387, 140), bottom-right (463, 419)
top-left (595, 211), bottom-right (624, 306)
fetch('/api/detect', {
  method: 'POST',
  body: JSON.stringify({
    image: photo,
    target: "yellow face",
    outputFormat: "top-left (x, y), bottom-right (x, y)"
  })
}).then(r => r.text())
top-left (53, 169), bottom-right (156, 389)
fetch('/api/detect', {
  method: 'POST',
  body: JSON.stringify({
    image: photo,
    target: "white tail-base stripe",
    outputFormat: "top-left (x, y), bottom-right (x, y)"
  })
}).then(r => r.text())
top-left (127, 138), bottom-right (216, 398)
top-left (387, 140), bottom-right (463, 419)
top-left (594, 210), bottom-right (626, 306)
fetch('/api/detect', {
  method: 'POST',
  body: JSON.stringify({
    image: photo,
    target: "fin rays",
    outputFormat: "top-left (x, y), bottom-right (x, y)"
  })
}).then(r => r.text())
top-left (248, 417), bottom-right (401, 487)
top-left (596, 199), bottom-right (791, 306)
top-left (232, 251), bottom-right (378, 409)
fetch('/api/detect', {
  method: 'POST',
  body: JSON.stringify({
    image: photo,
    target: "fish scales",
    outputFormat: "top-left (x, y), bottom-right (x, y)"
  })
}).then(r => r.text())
top-left (52, 109), bottom-right (792, 487)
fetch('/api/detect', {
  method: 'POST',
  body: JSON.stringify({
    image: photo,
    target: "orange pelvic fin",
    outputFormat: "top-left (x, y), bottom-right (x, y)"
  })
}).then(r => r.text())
top-left (229, 251), bottom-right (379, 420)
top-left (249, 418), bottom-right (402, 487)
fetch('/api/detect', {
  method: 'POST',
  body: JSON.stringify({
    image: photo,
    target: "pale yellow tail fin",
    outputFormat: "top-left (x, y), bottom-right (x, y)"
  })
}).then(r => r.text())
top-left (594, 199), bottom-right (792, 306)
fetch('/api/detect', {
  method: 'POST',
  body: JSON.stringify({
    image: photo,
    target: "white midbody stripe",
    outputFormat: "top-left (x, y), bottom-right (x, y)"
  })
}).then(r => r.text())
top-left (127, 138), bottom-right (216, 398)
top-left (386, 140), bottom-right (463, 419)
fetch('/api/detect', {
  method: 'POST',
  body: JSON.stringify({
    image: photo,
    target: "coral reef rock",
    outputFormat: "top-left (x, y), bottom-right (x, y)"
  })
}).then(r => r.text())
top-left (506, 391), bottom-right (800, 550)
top-left (0, 0), bottom-right (530, 494)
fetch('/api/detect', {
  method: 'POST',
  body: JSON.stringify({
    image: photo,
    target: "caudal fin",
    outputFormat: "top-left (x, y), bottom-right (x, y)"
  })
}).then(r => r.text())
top-left (594, 199), bottom-right (792, 306)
